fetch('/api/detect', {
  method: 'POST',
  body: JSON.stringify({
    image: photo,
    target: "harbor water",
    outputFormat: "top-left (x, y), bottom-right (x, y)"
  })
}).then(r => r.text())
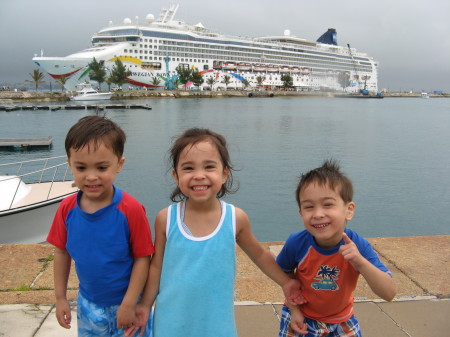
top-left (1, 96), bottom-right (449, 241)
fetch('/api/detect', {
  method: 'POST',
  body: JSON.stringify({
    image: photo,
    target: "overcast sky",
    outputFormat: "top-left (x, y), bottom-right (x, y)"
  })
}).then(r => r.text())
top-left (1, 0), bottom-right (449, 92)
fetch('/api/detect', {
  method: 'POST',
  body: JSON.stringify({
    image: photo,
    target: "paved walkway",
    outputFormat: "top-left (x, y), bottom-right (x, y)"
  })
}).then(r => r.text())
top-left (0, 236), bottom-right (449, 336)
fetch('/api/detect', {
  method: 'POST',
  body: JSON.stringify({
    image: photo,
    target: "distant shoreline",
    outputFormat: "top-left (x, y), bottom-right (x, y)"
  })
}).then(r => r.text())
top-left (0, 90), bottom-right (448, 103)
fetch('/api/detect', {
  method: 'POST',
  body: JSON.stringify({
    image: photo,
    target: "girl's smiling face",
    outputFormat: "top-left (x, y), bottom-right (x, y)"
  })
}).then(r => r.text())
top-left (299, 181), bottom-right (355, 249)
top-left (172, 140), bottom-right (229, 204)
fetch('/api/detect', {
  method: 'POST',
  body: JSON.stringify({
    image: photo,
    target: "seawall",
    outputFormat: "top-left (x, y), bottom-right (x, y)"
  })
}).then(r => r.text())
top-left (0, 90), bottom-right (448, 103)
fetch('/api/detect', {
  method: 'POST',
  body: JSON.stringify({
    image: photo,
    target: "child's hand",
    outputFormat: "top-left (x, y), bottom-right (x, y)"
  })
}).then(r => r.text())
top-left (124, 303), bottom-right (151, 336)
top-left (339, 233), bottom-right (365, 269)
top-left (289, 305), bottom-right (308, 335)
top-left (283, 278), bottom-right (307, 306)
top-left (55, 298), bottom-right (71, 329)
top-left (117, 303), bottom-right (136, 331)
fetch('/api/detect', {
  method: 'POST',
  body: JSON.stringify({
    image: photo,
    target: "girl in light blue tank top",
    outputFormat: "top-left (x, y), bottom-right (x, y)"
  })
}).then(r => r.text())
top-left (127, 128), bottom-right (303, 337)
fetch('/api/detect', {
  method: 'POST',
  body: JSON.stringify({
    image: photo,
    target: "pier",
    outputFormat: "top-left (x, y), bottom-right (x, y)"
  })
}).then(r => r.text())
top-left (0, 103), bottom-right (152, 112)
top-left (0, 136), bottom-right (52, 148)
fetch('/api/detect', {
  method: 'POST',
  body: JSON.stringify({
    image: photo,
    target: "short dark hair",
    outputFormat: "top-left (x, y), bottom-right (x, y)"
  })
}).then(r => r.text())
top-left (169, 128), bottom-right (236, 201)
top-left (296, 159), bottom-right (353, 207)
top-left (65, 115), bottom-right (126, 159)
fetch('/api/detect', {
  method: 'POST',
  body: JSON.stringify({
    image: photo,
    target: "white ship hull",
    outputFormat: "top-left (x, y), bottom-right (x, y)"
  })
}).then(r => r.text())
top-left (33, 4), bottom-right (379, 93)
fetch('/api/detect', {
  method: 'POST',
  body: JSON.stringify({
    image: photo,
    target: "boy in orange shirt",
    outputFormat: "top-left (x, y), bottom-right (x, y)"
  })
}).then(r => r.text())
top-left (276, 159), bottom-right (396, 336)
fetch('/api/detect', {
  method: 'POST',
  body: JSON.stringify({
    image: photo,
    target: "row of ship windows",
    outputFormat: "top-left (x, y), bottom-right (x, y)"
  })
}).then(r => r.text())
top-left (127, 43), bottom-right (368, 66)
top-left (129, 39), bottom-right (369, 64)
top-left (118, 53), bottom-right (371, 74)
top-left (122, 48), bottom-right (371, 71)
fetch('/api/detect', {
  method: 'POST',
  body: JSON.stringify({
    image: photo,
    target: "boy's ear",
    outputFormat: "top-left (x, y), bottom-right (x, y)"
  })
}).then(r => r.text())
top-left (345, 202), bottom-right (355, 221)
top-left (117, 157), bottom-right (125, 173)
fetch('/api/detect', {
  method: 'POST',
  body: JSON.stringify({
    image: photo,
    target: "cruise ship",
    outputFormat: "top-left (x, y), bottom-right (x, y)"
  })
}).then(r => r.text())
top-left (32, 4), bottom-right (379, 92)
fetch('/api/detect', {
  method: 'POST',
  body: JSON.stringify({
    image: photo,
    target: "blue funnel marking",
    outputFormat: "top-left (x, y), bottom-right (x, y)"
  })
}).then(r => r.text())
top-left (230, 73), bottom-right (246, 82)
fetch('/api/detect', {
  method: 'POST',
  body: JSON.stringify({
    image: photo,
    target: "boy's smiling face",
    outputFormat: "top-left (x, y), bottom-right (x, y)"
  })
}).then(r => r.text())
top-left (299, 181), bottom-right (355, 249)
top-left (68, 140), bottom-right (124, 211)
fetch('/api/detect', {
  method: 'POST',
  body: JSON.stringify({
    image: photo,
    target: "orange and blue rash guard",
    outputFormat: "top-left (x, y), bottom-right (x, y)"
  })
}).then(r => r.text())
top-left (276, 228), bottom-right (392, 324)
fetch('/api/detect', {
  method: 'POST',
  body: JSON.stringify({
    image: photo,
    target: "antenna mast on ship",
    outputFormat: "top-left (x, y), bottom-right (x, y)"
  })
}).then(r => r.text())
top-left (158, 3), bottom-right (179, 23)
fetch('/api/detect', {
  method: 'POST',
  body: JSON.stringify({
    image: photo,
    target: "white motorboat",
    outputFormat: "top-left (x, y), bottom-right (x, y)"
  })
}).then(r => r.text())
top-left (421, 92), bottom-right (429, 99)
top-left (0, 156), bottom-right (78, 244)
top-left (71, 84), bottom-right (112, 101)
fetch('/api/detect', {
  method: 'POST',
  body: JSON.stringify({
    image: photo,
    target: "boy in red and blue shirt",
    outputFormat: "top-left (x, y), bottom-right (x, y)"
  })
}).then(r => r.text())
top-left (276, 159), bottom-right (396, 336)
top-left (47, 116), bottom-right (154, 336)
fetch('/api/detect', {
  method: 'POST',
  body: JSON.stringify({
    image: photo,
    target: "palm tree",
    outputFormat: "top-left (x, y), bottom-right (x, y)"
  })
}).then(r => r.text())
top-left (256, 75), bottom-right (265, 89)
top-left (27, 69), bottom-right (46, 91)
top-left (206, 77), bottom-right (216, 90)
top-left (56, 76), bottom-right (67, 91)
top-left (223, 75), bottom-right (231, 89)
top-left (151, 76), bottom-right (161, 88)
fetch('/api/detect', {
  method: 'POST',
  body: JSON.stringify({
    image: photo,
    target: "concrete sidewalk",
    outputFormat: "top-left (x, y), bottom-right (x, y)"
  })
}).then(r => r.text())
top-left (0, 236), bottom-right (449, 336)
top-left (1, 297), bottom-right (450, 336)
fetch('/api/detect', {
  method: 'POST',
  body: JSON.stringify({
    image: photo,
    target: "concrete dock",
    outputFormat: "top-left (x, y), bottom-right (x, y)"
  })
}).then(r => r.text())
top-left (0, 137), bottom-right (52, 148)
top-left (0, 236), bottom-right (449, 336)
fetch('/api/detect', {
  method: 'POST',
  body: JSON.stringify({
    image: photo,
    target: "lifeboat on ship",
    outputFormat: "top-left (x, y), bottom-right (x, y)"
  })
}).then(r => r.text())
top-left (254, 64), bottom-right (267, 72)
top-left (222, 62), bottom-right (237, 70)
top-left (237, 63), bottom-right (252, 71)
top-left (301, 67), bottom-right (312, 75)
top-left (267, 65), bottom-right (278, 73)
top-left (279, 66), bottom-right (290, 73)
top-left (290, 67), bottom-right (300, 73)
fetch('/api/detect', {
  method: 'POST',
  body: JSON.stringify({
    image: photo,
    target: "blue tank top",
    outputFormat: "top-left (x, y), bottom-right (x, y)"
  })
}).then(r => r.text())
top-left (153, 200), bottom-right (237, 337)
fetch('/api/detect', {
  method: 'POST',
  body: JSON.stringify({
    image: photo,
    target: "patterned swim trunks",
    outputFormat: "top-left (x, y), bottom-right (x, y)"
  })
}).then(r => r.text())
top-left (77, 292), bottom-right (153, 337)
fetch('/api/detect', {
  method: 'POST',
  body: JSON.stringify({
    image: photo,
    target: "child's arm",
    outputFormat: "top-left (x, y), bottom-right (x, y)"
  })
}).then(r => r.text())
top-left (287, 303), bottom-right (308, 335)
top-left (235, 207), bottom-right (304, 303)
top-left (54, 248), bottom-right (72, 329)
top-left (116, 255), bottom-right (151, 330)
top-left (125, 208), bottom-right (168, 337)
top-left (340, 233), bottom-right (396, 301)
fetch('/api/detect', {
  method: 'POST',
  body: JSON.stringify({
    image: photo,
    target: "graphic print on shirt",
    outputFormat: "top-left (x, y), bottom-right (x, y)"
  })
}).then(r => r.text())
top-left (311, 265), bottom-right (340, 291)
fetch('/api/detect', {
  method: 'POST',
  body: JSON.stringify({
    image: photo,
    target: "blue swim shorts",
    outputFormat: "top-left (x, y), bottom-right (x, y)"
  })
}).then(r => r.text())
top-left (278, 305), bottom-right (361, 337)
top-left (77, 292), bottom-right (153, 337)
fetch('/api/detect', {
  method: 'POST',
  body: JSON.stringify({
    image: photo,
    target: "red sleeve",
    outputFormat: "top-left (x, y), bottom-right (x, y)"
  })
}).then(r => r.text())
top-left (119, 192), bottom-right (155, 258)
top-left (46, 194), bottom-right (77, 250)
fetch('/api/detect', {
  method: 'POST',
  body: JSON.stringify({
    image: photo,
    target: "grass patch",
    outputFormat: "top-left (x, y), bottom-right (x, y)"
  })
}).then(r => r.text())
top-left (12, 285), bottom-right (31, 292)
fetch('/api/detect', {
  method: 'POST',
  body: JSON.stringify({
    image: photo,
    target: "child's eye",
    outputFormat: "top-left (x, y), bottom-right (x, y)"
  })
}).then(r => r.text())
top-left (98, 166), bottom-right (108, 171)
top-left (182, 166), bottom-right (193, 171)
top-left (205, 165), bottom-right (216, 170)
top-left (75, 166), bottom-right (85, 171)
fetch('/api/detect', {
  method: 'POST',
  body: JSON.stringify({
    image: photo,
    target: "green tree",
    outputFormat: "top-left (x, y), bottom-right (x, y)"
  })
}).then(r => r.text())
top-left (206, 77), bottom-right (216, 90)
top-left (191, 71), bottom-right (204, 88)
top-left (281, 73), bottom-right (293, 90)
top-left (242, 79), bottom-right (249, 90)
top-left (151, 76), bottom-right (161, 88)
top-left (27, 69), bottom-right (46, 91)
top-left (106, 76), bottom-right (114, 91)
top-left (88, 57), bottom-right (107, 90)
top-left (175, 65), bottom-right (194, 89)
top-left (110, 59), bottom-right (132, 88)
top-left (256, 75), bottom-right (265, 88)
top-left (223, 75), bottom-right (231, 89)
top-left (56, 76), bottom-right (67, 91)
